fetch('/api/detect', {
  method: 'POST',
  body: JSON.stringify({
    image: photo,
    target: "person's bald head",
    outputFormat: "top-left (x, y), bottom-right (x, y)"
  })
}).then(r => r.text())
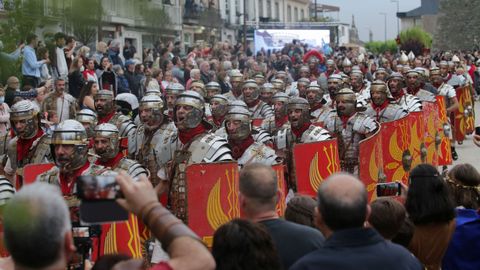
top-left (317, 173), bottom-right (368, 231)
top-left (239, 163), bottom-right (278, 213)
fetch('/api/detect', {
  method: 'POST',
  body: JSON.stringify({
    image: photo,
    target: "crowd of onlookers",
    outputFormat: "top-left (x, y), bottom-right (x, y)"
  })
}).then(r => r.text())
top-left (1, 31), bottom-right (480, 270)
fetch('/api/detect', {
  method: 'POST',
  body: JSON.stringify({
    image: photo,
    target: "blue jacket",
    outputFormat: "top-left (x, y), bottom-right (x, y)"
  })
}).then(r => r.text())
top-left (290, 228), bottom-right (422, 270)
top-left (442, 208), bottom-right (480, 270)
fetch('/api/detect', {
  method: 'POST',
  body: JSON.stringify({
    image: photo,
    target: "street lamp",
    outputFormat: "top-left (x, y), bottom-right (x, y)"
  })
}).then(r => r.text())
top-left (391, 0), bottom-right (400, 36)
top-left (379, 12), bottom-right (387, 42)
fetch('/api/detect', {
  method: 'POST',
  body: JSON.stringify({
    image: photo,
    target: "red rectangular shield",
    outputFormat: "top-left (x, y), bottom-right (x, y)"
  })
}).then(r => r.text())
top-left (454, 86), bottom-right (469, 142)
top-left (436, 96), bottom-right (452, 165)
top-left (407, 112), bottom-right (425, 168)
top-left (422, 101), bottom-right (439, 166)
top-left (252, 119), bottom-right (264, 127)
top-left (22, 163), bottom-right (55, 187)
top-left (272, 164), bottom-right (287, 217)
top-left (359, 127), bottom-right (384, 201)
top-left (293, 139), bottom-right (340, 197)
top-left (380, 116), bottom-right (411, 186)
top-left (186, 162), bottom-right (240, 247)
top-left (100, 214), bottom-right (143, 258)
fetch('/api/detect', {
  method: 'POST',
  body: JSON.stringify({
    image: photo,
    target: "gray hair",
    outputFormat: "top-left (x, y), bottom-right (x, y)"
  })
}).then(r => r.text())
top-left (190, 68), bottom-right (200, 78)
top-left (3, 182), bottom-right (71, 268)
top-left (222, 61), bottom-right (232, 71)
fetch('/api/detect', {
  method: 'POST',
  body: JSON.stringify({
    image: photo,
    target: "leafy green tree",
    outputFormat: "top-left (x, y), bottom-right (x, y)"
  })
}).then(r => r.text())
top-left (399, 27), bottom-right (432, 56)
top-left (365, 40), bottom-right (398, 54)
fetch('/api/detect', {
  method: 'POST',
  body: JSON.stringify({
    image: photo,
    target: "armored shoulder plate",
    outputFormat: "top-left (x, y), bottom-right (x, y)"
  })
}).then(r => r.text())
top-left (301, 125), bottom-right (332, 143)
top-left (36, 166), bottom-right (60, 184)
top-left (189, 133), bottom-right (233, 163)
top-left (311, 106), bottom-right (332, 123)
top-left (237, 142), bottom-right (279, 167)
top-left (324, 112), bottom-right (343, 134)
top-left (274, 128), bottom-right (289, 150)
top-left (352, 113), bottom-right (379, 134)
top-left (416, 89), bottom-right (436, 102)
top-left (251, 101), bottom-right (274, 119)
top-left (214, 127), bottom-right (228, 139)
top-left (400, 94), bottom-right (422, 112)
top-left (116, 158), bottom-right (148, 178)
top-left (252, 127), bottom-right (272, 144)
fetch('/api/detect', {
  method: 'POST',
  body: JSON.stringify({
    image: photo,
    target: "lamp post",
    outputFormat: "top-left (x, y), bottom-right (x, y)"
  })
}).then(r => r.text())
top-left (379, 12), bottom-right (387, 42)
top-left (391, 0), bottom-right (400, 36)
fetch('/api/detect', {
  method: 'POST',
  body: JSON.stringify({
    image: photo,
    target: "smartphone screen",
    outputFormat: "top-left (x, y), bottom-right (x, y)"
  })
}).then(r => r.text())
top-left (376, 182), bottom-right (401, 197)
top-left (77, 175), bottom-right (128, 224)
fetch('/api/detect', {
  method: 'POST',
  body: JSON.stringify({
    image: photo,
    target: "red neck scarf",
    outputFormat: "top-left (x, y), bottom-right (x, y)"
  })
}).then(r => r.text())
top-left (392, 88), bottom-right (405, 100)
top-left (407, 86), bottom-right (420, 96)
top-left (98, 111), bottom-right (116, 124)
top-left (371, 100), bottom-right (390, 120)
top-left (275, 115), bottom-right (288, 128)
top-left (246, 99), bottom-right (260, 108)
top-left (17, 129), bottom-right (44, 161)
top-left (432, 82), bottom-right (442, 88)
top-left (213, 116), bottom-right (225, 127)
top-left (229, 136), bottom-right (254, 160)
top-left (444, 73), bottom-right (452, 83)
top-left (59, 162), bottom-right (91, 195)
top-left (178, 124), bottom-right (208, 145)
top-left (95, 151), bottom-right (124, 169)
top-left (291, 123), bottom-right (310, 138)
top-left (340, 115), bottom-right (352, 129)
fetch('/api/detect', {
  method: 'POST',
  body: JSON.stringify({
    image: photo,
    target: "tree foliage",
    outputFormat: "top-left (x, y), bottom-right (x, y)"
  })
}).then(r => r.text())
top-left (64, 0), bottom-right (104, 45)
top-left (365, 40), bottom-right (398, 54)
top-left (435, 0), bottom-right (480, 50)
top-left (399, 27), bottom-right (432, 56)
top-left (137, 0), bottom-right (171, 42)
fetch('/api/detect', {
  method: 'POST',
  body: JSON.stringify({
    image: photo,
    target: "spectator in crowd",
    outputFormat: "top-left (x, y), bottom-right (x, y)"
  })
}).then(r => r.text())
top-left (3, 183), bottom-right (76, 270)
top-left (162, 70), bottom-right (175, 90)
top-left (42, 78), bottom-right (77, 122)
top-left (406, 164), bottom-right (456, 270)
top-left (96, 56), bottom-right (117, 93)
top-left (212, 218), bottom-right (282, 270)
top-left (36, 47), bottom-right (52, 83)
top-left (171, 56), bottom-right (185, 85)
top-left (82, 58), bottom-right (98, 84)
top-left (113, 65), bottom-right (130, 94)
top-left (123, 40), bottom-right (136, 60)
top-left (108, 39), bottom-right (124, 68)
top-left (0, 88), bottom-right (10, 135)
top-left (94, 41), bottom-right (108, 66)
top-left (185, 68), bottom-right (200, 90)
top-left (22, 34), bottom-right (49, 88)
top-left (32, 84), bottom-right (47, 112)
top-left (239, 163), bottom-right (324, 269)
top-left (4, 76), bottom-right (20, 107)
top-left (291, 173), bottom-right (422, 270)
top-left (368, 197), bottom-right (406, 240)
top-left (0, 176), bottom-right (15, 264)
top-left (442, 163), bottom-right (480, 270)
top-left (147, 68), bottom-right (163, 93)
top-left (77, 46), bottom-right (90, 69)
top-left (125, 60), bottom-right (140, 97)
top-left (134, 63), bottom-right (146, 98)
top-left (200, 61), bottom-right (211, 84)
top-left (67, 57), bottom-right (85, 99)
top-left (63, 36), bottom-right (76, 72)
top-left (284, 195), bottom-right (317, 228)
top-left (78, 81), bottom-right (98, 111)
top-left (48, 32), bottom-right (68, 80)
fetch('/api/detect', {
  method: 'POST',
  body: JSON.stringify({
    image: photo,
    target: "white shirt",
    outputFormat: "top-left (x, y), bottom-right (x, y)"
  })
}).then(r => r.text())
top-left (56, 47), bottom-right (68, 77)
top-left (56, 94), bottom-right (74, 122)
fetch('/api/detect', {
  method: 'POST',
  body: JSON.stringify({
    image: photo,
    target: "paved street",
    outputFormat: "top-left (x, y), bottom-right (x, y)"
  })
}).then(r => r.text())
top-left (450, 100), bottom-right (480, 171)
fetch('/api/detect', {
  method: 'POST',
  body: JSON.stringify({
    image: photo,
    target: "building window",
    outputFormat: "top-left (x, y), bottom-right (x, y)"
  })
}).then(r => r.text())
top-left (301, 9), bottom-right (304, 21)
top-left (267, 0), bottom-right (271, 18)
top-left (294, 7), bottom-right (298, 22)
top-left (287, 5), bottom-right (291, 22)
top-left (274, 2), bottom-right (279, 20)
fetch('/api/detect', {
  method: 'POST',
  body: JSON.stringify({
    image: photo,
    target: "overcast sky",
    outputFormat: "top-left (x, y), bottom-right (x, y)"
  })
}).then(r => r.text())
top-left (318, 0), bottom-right (421, 42)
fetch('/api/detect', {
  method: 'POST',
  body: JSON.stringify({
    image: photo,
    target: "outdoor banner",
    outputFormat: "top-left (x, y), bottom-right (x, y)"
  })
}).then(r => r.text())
top-left (422, 101), bottom-right (439, 166)
top-left (454, 86), bottom-right (469, 143)
top-left (186, 162), bottom-right (240, 248)
top-left (407, 111), bottom-right (426, 168)
top-left (272, 164), bottom-right (287, 217)
top-left (359, 126), bottom-right (384, 201)
top-left (436, 96), bottom-right (452, 165)
top-left (380, 116), bottom-right (411, 186)
top-left (22, 163), bottom-right (55, 186)
top-left (293, 139), bottom-right (340, 197)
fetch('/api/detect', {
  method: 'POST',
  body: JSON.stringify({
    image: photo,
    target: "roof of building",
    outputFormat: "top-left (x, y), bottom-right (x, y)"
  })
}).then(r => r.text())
top-left (397, 0), bottom-right (438, 18)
